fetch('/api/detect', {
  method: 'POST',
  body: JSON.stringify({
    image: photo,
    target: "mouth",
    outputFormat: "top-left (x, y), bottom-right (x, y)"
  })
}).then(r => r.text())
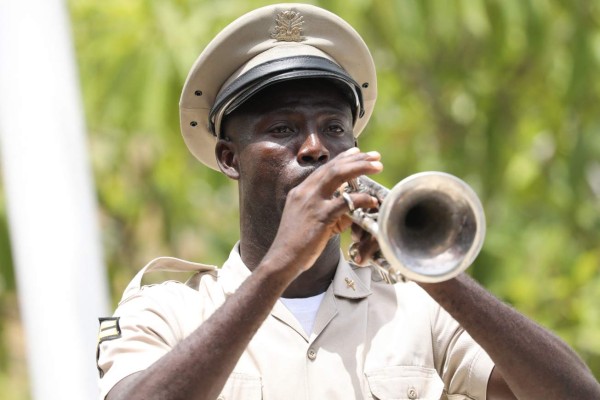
top-left (277, 166), bottom-right (321, 211)
top-left (290, 166), bottom-right (320, 190)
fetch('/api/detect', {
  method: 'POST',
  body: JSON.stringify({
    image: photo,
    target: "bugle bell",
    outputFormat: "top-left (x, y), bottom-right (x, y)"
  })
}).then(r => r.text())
top-left (344, 172), bottom-right (486, 283)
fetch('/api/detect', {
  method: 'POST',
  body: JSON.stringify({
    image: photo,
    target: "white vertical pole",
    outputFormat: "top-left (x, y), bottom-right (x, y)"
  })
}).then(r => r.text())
top-left (0, 1), bottom-right (110, 399)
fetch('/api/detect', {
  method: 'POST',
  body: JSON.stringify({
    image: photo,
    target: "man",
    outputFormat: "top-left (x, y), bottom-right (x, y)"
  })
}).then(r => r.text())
top-left (97, 4), bottom-right (600, 399)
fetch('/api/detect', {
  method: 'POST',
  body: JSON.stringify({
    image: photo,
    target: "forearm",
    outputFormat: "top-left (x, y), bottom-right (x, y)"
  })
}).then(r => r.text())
top-left (420, 274), bottom-right (600, 399)
top-left (109, 255), bottom-right (298, 400)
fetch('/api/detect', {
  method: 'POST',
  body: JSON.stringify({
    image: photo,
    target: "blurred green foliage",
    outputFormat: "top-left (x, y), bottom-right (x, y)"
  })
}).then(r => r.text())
top-left (0, 0), bottom-right (599, 396)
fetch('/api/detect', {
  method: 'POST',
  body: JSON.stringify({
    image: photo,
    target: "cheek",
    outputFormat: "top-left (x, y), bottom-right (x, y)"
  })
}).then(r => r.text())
top-left (238, 142), bottom-right (294, 213)
top-left (238, 142), bottom-right (294, 189)
top-left (317, 128), bottom-right (355, 149)
top-left (326, 136), bottom-right (356, 158)
top-left (241, 142), bottom-right (293, 170)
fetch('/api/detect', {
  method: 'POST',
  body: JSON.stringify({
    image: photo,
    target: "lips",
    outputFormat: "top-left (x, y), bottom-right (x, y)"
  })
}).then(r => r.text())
top-left (289, 165), bottom-right (321, 191)
top-left (275, 166), bottom-right (320, 212)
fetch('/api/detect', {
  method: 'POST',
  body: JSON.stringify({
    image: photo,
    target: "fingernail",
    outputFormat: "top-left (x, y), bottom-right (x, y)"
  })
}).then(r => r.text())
top-left (369, 161), bottom-right (383, 169)
top-left (366, 151), bottom-right (380, 158)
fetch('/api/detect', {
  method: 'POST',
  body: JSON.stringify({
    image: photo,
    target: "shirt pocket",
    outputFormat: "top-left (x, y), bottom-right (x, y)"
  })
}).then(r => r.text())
top-left (366, 365), bottom-right (444, 400)
top-left (217, 372), bottom-right (262, 400)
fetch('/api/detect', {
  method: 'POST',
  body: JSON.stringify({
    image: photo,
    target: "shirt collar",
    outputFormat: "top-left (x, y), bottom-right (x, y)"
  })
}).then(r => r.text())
top-left (219, 242), bottom-right (372, 299)
top-left (219, 242), bottom-right (252, 295)
top-left (331, 253), bottom-right (372, 299)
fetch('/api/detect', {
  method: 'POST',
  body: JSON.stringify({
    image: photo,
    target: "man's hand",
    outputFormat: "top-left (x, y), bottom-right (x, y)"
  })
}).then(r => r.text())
top-left (266, 147), bottom-right (383, 278)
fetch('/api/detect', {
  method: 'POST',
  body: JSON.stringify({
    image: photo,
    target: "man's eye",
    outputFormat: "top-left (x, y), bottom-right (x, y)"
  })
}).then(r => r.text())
top-left (270, 125), bottom-right (294, 134)
top-left (327, 124), bottom-right (345, 134)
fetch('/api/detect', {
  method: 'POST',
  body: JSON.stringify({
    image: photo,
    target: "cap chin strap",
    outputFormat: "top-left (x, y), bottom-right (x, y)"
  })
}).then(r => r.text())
top-left (209, 55), bottom-right (364, 137)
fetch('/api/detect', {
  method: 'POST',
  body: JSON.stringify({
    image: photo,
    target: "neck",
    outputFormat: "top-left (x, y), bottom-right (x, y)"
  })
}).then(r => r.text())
top-left (239, 233), bottom-right (341, 298)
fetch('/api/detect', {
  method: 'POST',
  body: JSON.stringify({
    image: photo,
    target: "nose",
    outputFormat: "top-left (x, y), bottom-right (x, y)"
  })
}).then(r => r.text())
top-left (297, 133), bottom-right (330, 165)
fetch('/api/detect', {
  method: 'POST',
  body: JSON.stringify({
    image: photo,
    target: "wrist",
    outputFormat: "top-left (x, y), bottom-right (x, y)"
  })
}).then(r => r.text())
top-left (255, 249), bottom-right (304, 290)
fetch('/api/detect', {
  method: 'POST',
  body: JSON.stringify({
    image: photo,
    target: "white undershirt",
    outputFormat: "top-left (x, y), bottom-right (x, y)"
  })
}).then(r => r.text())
top-left (280, 292), bottom-right (326, 335)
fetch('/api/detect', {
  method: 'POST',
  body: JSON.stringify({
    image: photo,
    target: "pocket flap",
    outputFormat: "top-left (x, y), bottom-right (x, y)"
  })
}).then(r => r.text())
top-left (219, 372), bottom-right (262, 399)
top-left (366, 366), bottom-right (444, 400)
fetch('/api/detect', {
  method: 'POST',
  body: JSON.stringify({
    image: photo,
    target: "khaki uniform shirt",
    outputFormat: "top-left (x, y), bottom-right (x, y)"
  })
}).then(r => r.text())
top-left (97, 244), bottom-right (494, 399)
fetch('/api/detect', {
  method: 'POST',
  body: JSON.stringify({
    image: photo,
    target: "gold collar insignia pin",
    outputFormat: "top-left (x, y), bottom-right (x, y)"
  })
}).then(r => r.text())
top-left (345, 277), bottom-right (356, 291)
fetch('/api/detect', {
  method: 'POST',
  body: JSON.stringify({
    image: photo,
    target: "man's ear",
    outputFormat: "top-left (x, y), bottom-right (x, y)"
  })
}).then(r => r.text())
top-left (215, 138), bottom-right (240, 180)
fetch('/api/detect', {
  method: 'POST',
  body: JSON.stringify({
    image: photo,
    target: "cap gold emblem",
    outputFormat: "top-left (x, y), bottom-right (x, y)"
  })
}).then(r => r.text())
top-left (271, 10), bottom-right (304, 42)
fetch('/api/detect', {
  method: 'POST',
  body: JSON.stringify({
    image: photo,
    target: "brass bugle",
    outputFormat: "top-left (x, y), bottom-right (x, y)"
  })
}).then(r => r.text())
top-left (345, 172), bottom-right (486, 283)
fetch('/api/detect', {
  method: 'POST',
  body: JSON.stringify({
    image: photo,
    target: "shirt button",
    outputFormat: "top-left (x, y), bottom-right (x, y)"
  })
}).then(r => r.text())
top-left (307, 348), bottom-right (317, 360)
top-left (407, 386), bottom-right (418, 399)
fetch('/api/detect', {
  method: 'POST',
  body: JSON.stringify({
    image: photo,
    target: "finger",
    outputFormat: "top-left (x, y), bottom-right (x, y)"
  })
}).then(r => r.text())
top-left (333, 192), bottom-right (379, 216)
top-left (331, 214), bottom-right (354, 235)
top-left (351, 235), bottom-right (380, 266)
top-left (310, 149), bottom-right (383, 196)
top-left (326, 192), bottom-right (378, 235)
top-left (351, 222), bottom-right (368, 243)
